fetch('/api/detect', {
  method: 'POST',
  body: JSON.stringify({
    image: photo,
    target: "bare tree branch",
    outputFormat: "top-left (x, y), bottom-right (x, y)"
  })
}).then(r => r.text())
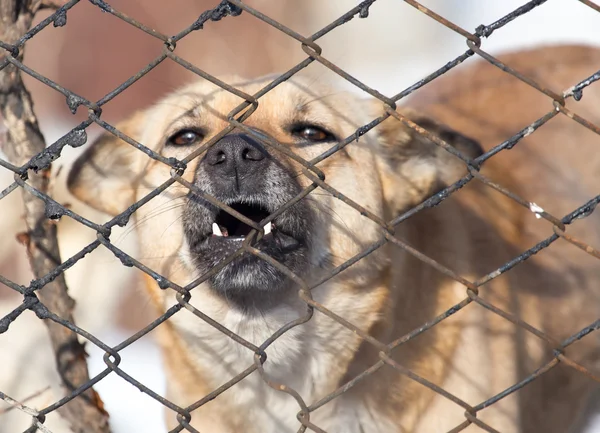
top-left (0, 1), bottom-right (111, 432)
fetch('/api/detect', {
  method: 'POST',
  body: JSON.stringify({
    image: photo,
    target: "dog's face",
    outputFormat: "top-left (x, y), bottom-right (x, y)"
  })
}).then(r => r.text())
top-left (182, 128), bottom-right (313, 308)
top-left (68, 76), bottom-right (481, 313)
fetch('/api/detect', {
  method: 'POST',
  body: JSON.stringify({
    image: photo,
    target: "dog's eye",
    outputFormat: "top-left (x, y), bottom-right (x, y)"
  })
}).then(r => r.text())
top-left (168, 129), bottom-right (204, 146)
top-left (291, 124), bottom-right (335, 143)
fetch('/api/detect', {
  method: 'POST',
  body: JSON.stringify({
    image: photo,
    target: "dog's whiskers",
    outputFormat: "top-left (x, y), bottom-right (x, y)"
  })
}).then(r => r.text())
top-left (116, 197), bottom-right (187, 243)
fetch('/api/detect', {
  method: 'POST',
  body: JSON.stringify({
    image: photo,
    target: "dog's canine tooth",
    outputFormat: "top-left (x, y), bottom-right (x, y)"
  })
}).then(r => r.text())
top-left (264, 222), bottom-right (272, 235)
top-left (212, 223), bottom-right (223, 236)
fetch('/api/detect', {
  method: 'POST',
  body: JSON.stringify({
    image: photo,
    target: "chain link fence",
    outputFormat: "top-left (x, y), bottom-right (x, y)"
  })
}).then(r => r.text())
top-left (1, 0), bottom-right (600, 432)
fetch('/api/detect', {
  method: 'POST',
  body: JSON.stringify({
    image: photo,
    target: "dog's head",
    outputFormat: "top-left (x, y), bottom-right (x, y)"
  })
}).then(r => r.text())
top-left (68, 76), bottom-right (482, 311)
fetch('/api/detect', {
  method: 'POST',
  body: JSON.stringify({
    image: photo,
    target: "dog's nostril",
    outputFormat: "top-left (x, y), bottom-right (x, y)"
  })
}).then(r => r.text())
top-left (203, 135), bottom-right (267, 175)
top-left (210, 150), bottom-right (226, 165)
top-left (243, 146), bottom-right (265, 162)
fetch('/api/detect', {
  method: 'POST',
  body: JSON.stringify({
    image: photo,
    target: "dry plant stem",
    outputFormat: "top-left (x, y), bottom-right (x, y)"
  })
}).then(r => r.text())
top-left (0, 386), bottom-right (51, 415)
top-left (0, 1), bottom-right (110, 432)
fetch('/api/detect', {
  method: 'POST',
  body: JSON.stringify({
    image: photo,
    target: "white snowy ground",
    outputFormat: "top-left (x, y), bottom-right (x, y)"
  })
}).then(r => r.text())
top-left (86, 330), bottom-right (166, 432)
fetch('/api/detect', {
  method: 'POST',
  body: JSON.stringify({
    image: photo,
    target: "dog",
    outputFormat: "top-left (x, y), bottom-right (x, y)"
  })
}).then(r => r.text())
top-left (66, 44), bottom-right (600, 432)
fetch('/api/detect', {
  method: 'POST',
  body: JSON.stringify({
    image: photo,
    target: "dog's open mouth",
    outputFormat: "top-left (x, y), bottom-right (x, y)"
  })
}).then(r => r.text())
top-left (183, 184), bottom-right (311, 309)
top-left (209, 202), bottom-right (300, 250)
top-left (212, 203), bottom-right (271, 238)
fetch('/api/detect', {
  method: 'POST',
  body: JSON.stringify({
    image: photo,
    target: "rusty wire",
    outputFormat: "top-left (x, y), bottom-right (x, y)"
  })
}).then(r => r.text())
top-left (1, 0), bottom-right (600, 432)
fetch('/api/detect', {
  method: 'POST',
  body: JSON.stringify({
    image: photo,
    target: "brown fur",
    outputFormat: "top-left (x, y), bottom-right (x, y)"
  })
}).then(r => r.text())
top-left (67, 45), bottom-right (600, 432)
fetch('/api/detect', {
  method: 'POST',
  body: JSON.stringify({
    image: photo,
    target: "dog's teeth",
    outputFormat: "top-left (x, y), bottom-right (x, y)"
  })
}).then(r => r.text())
top-left (212, 223), bottom-right (223, 237)
top-left (264, 222), bottom-right (272, 235)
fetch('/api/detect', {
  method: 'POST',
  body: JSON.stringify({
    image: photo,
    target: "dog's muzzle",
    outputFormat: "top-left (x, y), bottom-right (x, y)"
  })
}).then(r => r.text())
top-left (182, 133), bottom-right (313, 310)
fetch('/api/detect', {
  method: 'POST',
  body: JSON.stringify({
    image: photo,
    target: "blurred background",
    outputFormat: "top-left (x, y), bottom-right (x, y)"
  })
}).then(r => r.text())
top-left (1, 0), bottom-right (599, 431)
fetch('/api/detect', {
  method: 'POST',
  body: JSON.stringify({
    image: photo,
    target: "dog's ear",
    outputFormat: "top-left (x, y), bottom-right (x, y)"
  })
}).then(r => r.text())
top-left (372, 106), bottom-right (483, 214)
top-left (67, 111), bottom-right (150, 216)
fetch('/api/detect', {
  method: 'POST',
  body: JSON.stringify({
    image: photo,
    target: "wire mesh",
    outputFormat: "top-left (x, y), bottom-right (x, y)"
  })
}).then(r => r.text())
top-left (1, 0), bottom-right (600, 432)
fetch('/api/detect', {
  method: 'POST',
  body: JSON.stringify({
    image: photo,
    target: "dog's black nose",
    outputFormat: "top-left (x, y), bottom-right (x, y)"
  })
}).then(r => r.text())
top-left (202, 133), bottom-right (269, 190)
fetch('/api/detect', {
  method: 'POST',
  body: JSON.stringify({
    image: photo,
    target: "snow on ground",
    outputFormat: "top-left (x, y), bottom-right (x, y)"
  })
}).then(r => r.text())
top-left (87, 330), bottom-right (166, 433)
